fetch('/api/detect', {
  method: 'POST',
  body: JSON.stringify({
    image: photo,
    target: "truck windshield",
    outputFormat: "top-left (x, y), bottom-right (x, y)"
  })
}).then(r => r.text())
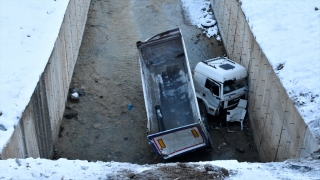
top-left (223, 79), bottom-right (247, 95)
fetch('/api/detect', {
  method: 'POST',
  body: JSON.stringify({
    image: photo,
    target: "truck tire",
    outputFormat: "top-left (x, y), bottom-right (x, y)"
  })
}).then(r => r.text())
top-left (198, 101), bottom-right (209, 131)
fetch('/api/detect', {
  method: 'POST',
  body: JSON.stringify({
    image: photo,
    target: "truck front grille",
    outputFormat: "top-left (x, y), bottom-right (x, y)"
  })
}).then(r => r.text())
top-left (227, 94), bottom-right (246, 109)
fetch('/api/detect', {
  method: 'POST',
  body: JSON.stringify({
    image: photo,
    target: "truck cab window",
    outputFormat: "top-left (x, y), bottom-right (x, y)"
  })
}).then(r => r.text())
top-left (223, 79), bottom-right (247, 94)
top-left (205, 79), bottom-right (220, 96)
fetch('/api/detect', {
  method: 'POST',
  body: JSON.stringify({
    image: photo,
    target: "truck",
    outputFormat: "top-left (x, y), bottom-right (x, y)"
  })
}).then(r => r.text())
top-left (193, 57), bottom-right (248, 128)
top-left (136, 28), bottom-right (212, 159)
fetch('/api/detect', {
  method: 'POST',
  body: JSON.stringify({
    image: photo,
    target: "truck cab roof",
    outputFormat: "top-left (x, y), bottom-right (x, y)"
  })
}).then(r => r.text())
top-left (194, 57), bottom-right (247, 83)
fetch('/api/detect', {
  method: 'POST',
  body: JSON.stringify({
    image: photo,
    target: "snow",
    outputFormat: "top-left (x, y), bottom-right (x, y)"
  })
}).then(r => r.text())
top-left (71, 92), bottom-right (79, 98)
top-left (0, 157), bottom-right (319, 179)
top-left (181, 0), bottom-right (221, 40)
top-left (0, 158), bottom-right (152, 179)
top-left (240, 0), bottom-right (320, 140)
top-left (0, 1), bottom-right (69, 152)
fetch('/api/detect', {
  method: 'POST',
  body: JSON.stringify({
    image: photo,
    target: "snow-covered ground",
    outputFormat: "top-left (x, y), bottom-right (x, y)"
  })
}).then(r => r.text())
top-left (239, 0), bottom-right (320, 140)
top-left (1, 155), bottom-right (320, 179)
top-left (181, 0), bottom-right (221, 40)
top-left (0, 0), bottom-right (69, 152)
top-left (182, 0), bottom-right (320, 140)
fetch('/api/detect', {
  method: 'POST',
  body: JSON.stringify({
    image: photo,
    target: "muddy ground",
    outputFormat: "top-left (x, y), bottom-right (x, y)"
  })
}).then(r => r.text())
top-left (54, 0), bottom-right (259, 164)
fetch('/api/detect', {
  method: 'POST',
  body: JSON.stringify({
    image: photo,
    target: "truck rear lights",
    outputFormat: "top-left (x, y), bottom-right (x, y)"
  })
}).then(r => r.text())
top-left (191, 129), bottom-right (199, 138)
top-left (157, 139), bottom-right (166, 148)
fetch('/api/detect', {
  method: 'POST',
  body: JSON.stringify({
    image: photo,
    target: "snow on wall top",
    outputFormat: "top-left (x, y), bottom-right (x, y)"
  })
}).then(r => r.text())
top-left (0, 0), bottom-right (70, 153)
top-left (1, 156), bottom-right (320, 179)
top-left (240, 1), bottom-right (320, 140)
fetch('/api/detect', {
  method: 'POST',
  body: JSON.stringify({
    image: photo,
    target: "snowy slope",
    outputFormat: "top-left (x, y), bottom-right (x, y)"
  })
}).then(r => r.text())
top-left (240, 0), bottom-right (320, 140)
top-left (0, 0), bottom-right (69, 153)
top-left (0, 156), bottom-right (319, 179)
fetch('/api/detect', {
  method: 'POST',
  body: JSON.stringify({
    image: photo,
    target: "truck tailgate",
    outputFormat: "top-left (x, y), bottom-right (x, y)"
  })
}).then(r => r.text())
top-left (148, 124), bottom-right (207, 159)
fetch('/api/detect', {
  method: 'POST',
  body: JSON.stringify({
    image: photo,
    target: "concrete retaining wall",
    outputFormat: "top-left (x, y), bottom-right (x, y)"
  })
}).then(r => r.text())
top-left (211, 0), bottom-right (319, 162)
top-left (1, 0), bottom-right (90, 159)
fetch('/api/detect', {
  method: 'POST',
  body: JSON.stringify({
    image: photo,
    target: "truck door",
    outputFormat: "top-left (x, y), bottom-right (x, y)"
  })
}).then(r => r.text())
top-left (203, 78), bottom-right (221, 110)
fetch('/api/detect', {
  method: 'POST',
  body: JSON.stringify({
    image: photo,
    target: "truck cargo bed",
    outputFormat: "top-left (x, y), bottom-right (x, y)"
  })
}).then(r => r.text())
top-left (137, 29), bottom-right (199, 134)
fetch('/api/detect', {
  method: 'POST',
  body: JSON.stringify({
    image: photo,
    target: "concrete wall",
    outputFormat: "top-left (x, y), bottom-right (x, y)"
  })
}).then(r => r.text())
top-left (211, 0), bottom-right (319, 162)
top-left (1, 0), bottom-right (90, 159)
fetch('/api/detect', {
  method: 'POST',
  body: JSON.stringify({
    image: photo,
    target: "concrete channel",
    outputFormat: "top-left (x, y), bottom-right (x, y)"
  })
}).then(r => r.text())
top-left (2, 0), bottom-right (318, 165)
top-left (52, 0), bottom-right (258, 164)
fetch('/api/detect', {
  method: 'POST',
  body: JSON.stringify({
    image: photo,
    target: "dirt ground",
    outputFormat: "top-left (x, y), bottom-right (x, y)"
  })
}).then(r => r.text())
top-left (53, 0), bottom-right (259, 164)
top-left (130, 163), bottom-right (232, 180)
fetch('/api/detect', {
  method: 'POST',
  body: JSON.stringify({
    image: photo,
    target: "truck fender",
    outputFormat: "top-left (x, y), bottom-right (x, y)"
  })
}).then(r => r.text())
top-left (197, 97), bottom-right (217, 116)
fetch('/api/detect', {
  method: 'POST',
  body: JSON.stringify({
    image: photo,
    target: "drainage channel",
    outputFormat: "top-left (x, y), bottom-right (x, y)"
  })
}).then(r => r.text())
top-left (53, 0), bottom-right (259, 164)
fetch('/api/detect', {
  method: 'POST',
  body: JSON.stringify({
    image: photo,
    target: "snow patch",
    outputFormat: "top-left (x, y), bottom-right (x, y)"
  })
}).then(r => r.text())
top-left (181, 0), bottom-right (221, 40)
top-left (0, 0), bottom-right (70, 153)
top-left (0, 157), bottom-right (319, 179)
top-left (240, 0), bottom-right (320, 140)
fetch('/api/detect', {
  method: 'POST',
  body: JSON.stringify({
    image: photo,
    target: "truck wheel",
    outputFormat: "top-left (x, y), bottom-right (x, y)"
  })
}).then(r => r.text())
top-left (198, 101), bottom-right (209, 131)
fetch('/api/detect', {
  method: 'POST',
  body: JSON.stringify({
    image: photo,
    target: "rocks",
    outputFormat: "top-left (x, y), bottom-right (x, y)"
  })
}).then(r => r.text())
top-left (70, 92), bottom-right (79, 102)
top-left (204, 164), bottom-right (229, 177)
top-left (93, 123), bottom-right (103, 129)
top-left (53, 148), bottom-right (61, 160)
top-left (95, 134), bottom-right (100, 139)
top-left (69, 88), bottom-right (86, 102)
top-left (71, 88), bottom-right (86, 96)
top-left (59, 126), bottom-right (64, 138)
top-left (288, 164), bottom-right (312, 172)
top-left (236, 148), bottom-right (245, 153)
top-left (127, 173), bottom-right (136, 179)
top-left (0, 124), bottom-right (7, 131)
top-left (64, 107), bottom-right (78, 119)
top-left (15, 159), bottom-right (21, 166)
top-left (76, 117), bottom-right (87, 124)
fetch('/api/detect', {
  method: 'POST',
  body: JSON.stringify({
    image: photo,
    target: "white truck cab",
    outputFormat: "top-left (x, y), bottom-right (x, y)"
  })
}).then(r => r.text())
top-left (193, 57), bottom-right (248, 116)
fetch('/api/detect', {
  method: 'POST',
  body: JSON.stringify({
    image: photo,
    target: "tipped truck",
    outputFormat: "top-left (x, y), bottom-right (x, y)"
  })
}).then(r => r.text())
top-left (136, 28), bottom-right (212, 159)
